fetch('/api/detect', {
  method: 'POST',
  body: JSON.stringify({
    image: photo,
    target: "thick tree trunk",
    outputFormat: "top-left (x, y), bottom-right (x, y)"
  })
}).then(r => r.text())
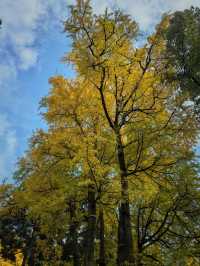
top-left (62, 200), bottom-right (80, 265)
top-left (118, 201), bottom-right (134, 265)
top-left (116, 132), bottom-right (134, 266)
top-left (69, 200), bottom-right (80, 266)
top-left (84, 185), bottom-right (96, 266)
top-left (98, 208), bottom-right (106, 266)
top-left (26, 232), bottom-right (36, 266)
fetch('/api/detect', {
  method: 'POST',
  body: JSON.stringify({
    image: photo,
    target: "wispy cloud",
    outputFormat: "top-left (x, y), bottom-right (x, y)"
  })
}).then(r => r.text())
top-left (92, 0), bottom-right (200, 30)
top-left (0, 0), bottom-right (71, 72)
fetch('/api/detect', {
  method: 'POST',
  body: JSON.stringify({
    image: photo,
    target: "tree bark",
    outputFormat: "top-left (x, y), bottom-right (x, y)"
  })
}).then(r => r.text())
top-left (98, 208), bottom-right (106, 266)
top-left (69, 200), bottom-right (80, 266)
top-left (27, 246), bottom-right (35, 266)
top-left (116, 132), bottom-right (134, 266)
top-left (84, 185), bottom-right (96, 266)
top-left (26, 230), bottom-right (36, 266)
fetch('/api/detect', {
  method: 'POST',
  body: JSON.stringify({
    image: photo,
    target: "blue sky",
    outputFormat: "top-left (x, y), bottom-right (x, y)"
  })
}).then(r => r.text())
top-left (1, 0), bottom-right (200, 181)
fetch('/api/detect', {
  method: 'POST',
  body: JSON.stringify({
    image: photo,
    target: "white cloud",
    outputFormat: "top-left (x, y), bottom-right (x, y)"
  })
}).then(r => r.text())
top-left (0, 0), bottom-right (72, 77)
top-left (92, 0), bottom-right (200, 30)
top-left (1, 0), bottom-right (42, 72)
top-left (18, 47), bottom-right (38, 70)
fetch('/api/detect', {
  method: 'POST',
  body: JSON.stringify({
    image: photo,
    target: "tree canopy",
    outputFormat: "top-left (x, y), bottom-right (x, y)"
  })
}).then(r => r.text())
top-left (165, 7), bottom-right (200, 114)
top-left (1, 1), bottom-right (200, 266)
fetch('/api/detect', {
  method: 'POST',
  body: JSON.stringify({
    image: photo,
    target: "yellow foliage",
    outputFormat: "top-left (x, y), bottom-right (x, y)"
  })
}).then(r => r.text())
top-left (0, 252), bottom-right (23, 266)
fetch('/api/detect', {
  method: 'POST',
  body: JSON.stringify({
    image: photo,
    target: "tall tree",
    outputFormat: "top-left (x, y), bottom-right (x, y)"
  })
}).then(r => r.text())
top-left (64, 1), bottom-right (198, 264)
top-left (1, 2), bottom-right (200, 266)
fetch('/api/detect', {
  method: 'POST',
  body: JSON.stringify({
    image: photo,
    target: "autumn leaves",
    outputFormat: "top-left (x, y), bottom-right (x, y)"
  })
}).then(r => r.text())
top-left (1, 1), bottom-right (200, 266)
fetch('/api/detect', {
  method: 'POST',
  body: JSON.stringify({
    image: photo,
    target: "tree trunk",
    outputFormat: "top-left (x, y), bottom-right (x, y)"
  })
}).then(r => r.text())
top-left (27, 247), bottom-right (35, 266)
top-left (69, 200), bottom-right (80, 266)
top-left (116, 132), bottom-right (134, 266)
top-left (98, 208), bottom-right (106, 266)
top-left (84, 185), bottom-right (96, 266)
top-left (26, 232), bottom-right (36, 266)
